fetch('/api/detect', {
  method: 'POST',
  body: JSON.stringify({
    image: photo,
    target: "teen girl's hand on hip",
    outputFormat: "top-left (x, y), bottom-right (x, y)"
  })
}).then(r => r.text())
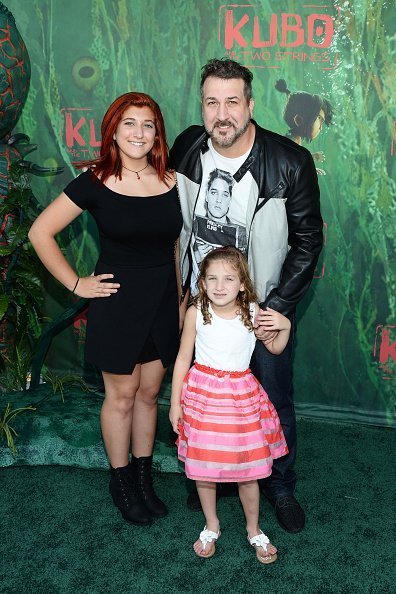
top-left (27, 194), bottom-right (122, 300)
top-left (169, 404), bottom-right (183, 435)
top-left (74, 274), bottom-right (120, 298)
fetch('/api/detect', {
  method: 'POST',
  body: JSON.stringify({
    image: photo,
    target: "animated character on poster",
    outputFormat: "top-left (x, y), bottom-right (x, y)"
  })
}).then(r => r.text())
top-left (192, 168), bottom-right (247, 266)
top-left (275, 79), bottom-right (333, 175)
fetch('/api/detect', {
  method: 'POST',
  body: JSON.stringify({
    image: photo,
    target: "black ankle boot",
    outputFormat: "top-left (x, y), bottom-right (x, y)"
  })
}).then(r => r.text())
top-left (131, 455), bottom-right (168, 518)
top-left (109, 464), bottom-right (152, 525)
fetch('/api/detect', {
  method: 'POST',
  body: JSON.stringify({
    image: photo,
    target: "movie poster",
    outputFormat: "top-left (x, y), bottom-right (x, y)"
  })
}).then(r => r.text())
top-left (4, 0), bottom-right (395, 426)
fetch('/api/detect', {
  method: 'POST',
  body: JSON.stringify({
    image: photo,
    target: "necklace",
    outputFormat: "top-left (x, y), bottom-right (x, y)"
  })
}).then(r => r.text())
top-left (122, 163), bottom-right (149, 180)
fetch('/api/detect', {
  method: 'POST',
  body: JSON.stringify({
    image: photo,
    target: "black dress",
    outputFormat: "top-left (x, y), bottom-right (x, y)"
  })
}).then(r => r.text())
top-left (64, 170), bottom-right (183, 374)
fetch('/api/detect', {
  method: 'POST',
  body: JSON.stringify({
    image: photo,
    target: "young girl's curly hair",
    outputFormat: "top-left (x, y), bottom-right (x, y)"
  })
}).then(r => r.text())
top-left (196, 246), bottom-right (258, 330)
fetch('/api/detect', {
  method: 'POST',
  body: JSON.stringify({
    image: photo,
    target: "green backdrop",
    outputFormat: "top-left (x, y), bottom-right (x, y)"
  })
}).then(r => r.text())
top-left (4, 0), bottom-right (395, 427)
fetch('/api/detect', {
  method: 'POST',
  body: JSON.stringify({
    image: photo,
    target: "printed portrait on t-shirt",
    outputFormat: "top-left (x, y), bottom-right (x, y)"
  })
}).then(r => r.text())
top-left (192, 168), bottom-right (247, 266)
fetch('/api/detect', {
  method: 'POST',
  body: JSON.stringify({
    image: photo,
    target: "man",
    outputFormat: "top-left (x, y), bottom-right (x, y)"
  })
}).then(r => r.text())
top-left (170, 58), bottom-right (323, 533)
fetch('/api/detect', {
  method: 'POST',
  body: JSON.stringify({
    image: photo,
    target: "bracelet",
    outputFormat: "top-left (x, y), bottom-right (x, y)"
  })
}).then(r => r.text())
top-left (72, 277), bottom-right (80, 293)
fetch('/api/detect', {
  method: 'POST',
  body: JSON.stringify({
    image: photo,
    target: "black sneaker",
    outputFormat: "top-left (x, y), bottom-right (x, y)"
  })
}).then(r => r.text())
top-left (269, 495), bottom-right (306, 533)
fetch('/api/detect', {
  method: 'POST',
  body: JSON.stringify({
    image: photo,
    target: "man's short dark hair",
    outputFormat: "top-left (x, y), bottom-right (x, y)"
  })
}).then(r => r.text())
top-left (200, 58), bottom-right (253, 102)
top-left (207, 168), bottom-right (234, 196)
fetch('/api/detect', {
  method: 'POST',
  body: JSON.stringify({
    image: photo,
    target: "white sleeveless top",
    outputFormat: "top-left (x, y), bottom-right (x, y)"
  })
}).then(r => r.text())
top-left (195, 303), bottom-right (257, 372)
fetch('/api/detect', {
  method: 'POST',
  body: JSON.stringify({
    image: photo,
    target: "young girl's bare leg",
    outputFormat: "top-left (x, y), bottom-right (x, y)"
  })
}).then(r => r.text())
top-left (194, 481), bottom-right (219, 557)
top-left (238, 480), bottom-right (277, 561)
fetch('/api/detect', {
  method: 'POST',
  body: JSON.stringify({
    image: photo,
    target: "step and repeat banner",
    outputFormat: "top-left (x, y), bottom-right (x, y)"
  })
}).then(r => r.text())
top-left (5, 0), bottom-right (395, 426)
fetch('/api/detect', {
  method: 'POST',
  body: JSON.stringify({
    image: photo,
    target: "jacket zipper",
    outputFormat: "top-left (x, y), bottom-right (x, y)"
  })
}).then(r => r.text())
top-left (246, 181), bottom-right (286, 258)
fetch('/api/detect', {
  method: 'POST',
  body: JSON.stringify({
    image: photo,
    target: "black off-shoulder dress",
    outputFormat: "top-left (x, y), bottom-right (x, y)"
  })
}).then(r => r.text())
top-left (64, 170), bottom-right (182, 374)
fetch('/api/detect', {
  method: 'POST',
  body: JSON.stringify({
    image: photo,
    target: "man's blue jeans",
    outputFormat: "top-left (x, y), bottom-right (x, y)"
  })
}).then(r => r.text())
top-left (250, 313), bottom-right (297, 499)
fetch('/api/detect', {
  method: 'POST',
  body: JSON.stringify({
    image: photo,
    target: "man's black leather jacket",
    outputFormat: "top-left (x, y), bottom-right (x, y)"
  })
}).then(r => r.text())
top-left (170, 121), bottom-right (323, 315)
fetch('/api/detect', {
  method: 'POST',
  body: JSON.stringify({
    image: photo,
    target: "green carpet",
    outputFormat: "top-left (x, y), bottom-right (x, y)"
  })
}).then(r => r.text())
top-left (1, 417), bottom-right (395, 593)
top-left (0, 385), bottom-right (179, 472)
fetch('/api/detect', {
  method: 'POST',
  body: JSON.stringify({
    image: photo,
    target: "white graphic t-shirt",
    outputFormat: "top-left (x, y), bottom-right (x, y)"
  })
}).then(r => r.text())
top-left (190, 139), bottom-right (254, 293)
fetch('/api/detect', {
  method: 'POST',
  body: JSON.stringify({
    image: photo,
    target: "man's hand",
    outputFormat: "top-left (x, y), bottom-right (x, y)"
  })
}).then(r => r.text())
top-left (254, 306), bottom-right (290, 343)
top-left (255, 307), bottom-right (291, 330)
top-left (254, 327), bottom-right (279, 344)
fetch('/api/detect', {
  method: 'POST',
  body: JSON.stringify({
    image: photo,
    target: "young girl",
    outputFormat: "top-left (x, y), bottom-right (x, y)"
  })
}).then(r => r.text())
top-left (170, 247), bottom-right (290, 563)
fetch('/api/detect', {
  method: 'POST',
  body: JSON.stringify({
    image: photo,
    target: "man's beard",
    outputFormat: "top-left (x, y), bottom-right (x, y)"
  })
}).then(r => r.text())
top-left (206, 116), bottom-right (251, 148)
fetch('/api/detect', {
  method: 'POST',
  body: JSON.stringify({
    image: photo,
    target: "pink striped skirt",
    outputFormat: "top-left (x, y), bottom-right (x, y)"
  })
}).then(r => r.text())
top-left (177, 363), bottom-right (288, 483)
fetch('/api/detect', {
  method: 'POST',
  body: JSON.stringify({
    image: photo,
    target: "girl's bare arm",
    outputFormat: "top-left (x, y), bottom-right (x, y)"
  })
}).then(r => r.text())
top-left (28, 193), bottom-right (119, 298)
top-left (169, 305), bottom-right (197, 434)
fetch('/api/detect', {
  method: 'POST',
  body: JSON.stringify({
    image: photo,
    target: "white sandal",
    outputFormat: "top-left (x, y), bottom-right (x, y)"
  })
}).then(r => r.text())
top-left (248, 530), bottom-right (277, 564)
top-left (195, 525), bottom-right (221, 558)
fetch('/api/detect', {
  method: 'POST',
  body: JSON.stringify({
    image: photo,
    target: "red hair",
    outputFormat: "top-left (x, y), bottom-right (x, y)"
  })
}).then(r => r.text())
top-left (77, 92), bottom-right (170, 184)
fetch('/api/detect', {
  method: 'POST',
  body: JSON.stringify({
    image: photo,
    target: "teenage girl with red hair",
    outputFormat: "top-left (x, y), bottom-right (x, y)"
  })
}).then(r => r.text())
top-left (29, 92), bottom-right (182, 526)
